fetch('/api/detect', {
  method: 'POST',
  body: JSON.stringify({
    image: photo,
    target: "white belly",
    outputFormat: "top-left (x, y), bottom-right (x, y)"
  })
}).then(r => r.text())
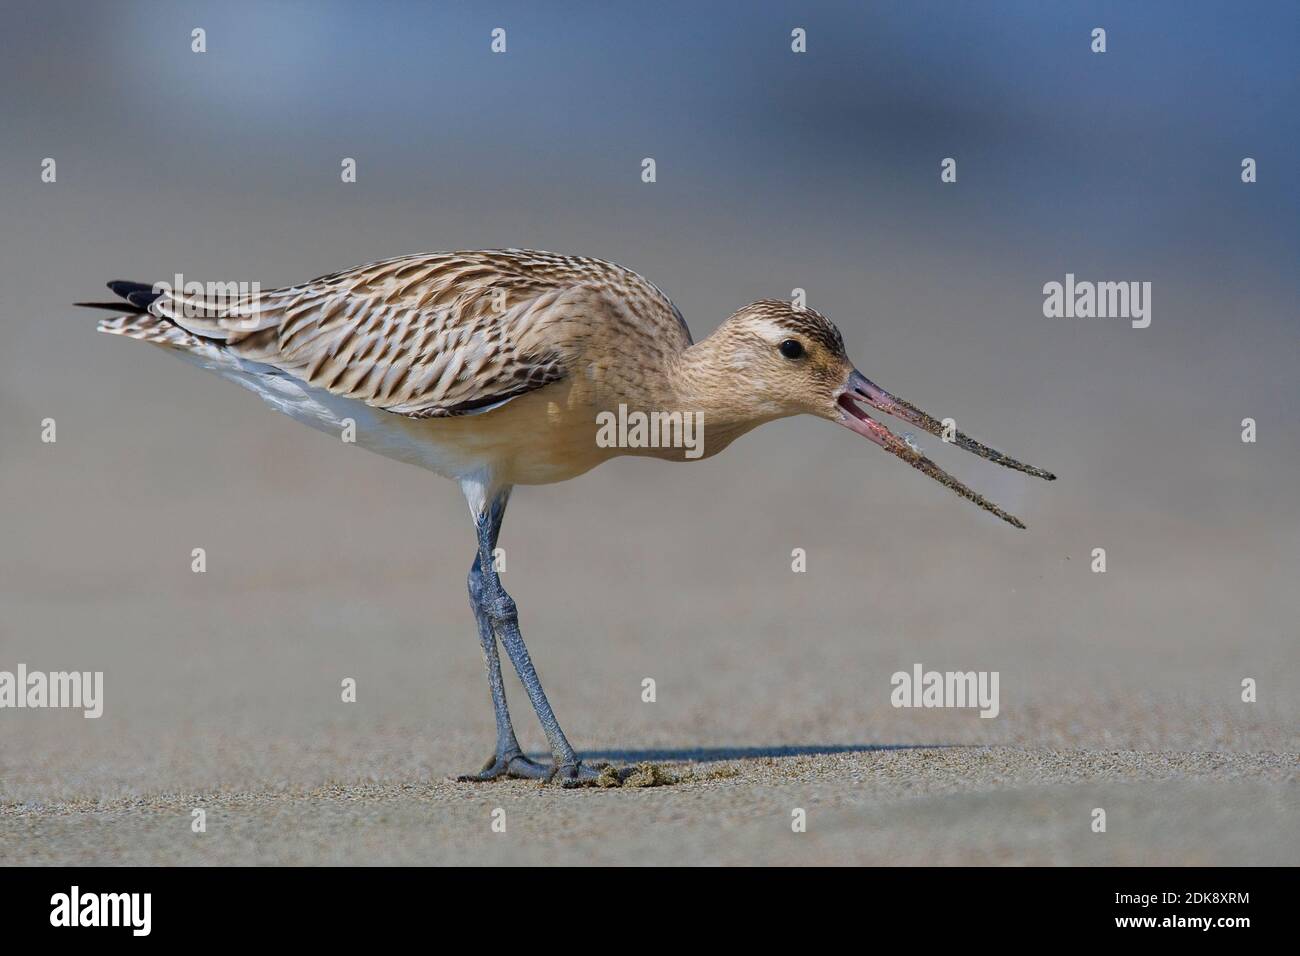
top-left (168, 339), bottom-right (613, 493)
top-left (179, 345), bottom-right (480, 479)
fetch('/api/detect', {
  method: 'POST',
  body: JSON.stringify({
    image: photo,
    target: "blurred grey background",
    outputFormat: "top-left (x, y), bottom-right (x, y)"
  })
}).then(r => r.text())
top-left (0, 1), bottom-right (1296, 864)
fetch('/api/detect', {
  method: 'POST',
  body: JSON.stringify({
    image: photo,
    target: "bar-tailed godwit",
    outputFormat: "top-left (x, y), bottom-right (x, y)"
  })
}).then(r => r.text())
top-left (83, 249), bottom-right (1055, 785)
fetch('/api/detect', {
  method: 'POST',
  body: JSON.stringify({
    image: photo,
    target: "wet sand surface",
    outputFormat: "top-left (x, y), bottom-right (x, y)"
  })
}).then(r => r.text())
top-left (2, 746), bottom-right (1295, 866)
top-left (3, 396), bottom-right (1298, 865)
top-left (2, 464), bottom-right (1296, 866)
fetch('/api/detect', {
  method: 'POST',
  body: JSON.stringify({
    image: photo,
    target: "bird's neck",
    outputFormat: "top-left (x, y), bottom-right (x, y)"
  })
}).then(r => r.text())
top-left (630, 335), bottom-right (770, 459)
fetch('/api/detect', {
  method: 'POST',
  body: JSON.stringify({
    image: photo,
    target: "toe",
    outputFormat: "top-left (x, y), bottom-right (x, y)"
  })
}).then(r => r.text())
top-left (451, 749), bottom-right (539, 782)
top-left (452, 768), bottom-right (502, 783)
top-left (551, 760), bottom-right (607, 788)
top-left (504, 754), bottom-right (550, 780)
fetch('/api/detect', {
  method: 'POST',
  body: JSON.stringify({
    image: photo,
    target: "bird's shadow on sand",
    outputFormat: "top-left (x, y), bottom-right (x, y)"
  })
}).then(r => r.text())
top-left (556, 743), bottom-right (962, 765)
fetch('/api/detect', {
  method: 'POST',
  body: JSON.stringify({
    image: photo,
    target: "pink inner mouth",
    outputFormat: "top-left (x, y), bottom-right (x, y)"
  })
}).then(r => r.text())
top-left (837, 391), bottom-right (893, 448)
top-left (837, 391), bottom-right (868, 421)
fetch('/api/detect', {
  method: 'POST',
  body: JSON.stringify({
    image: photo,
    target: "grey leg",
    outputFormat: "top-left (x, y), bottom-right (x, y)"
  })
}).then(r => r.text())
top-left (455, 492), bottom-right (548, 781)
top-left (471, 489), bottom-right (601, 787)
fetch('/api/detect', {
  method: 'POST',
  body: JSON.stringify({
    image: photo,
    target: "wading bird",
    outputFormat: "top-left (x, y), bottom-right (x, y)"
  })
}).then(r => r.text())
top-left (82, 250), bottom-right (1055, 785)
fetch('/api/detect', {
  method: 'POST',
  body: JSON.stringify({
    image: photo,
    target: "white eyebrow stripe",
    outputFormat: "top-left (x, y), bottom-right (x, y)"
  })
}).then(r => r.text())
top-left (747, 318), bottom-right (798, 342)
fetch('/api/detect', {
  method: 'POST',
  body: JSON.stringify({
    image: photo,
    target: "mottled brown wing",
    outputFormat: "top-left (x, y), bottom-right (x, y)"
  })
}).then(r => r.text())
top-left (149, 249), bottom-right (691, 418)
top-left (157, 252), bottom-right (573, 417)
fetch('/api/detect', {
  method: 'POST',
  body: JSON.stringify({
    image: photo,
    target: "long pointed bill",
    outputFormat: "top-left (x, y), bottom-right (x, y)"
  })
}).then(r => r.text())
top-left (837, 369), bottom-right (1056, 530)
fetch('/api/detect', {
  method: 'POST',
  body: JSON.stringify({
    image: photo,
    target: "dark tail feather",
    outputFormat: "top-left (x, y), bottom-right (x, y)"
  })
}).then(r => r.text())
top-left (107, 280), bottom-right (157, 301)
top-left (76, 300), bottom-right (145, 312)
top-left (77, 280), bottom-right (162, 314)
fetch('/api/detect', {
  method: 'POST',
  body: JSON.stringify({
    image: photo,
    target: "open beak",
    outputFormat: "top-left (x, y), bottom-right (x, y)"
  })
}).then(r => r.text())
top-left (836, 369), bottom-right (1055, 529)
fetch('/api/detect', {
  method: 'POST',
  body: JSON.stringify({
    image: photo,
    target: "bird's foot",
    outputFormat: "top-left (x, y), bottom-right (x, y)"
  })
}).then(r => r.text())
top-left (454, 748), bottom-right (550, 782)
top-left (548, 760), bottom-right (608, 789)
top-left (453, 750), bottom-right (612, 787)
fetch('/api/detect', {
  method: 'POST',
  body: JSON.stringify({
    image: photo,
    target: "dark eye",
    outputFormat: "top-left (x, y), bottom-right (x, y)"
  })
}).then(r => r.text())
top-left (779, 339), bottom-right (804, 359)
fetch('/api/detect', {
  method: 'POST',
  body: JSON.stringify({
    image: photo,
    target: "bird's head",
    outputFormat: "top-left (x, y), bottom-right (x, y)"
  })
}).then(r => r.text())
top-left (708, 299), bottom-right (853, 421)
top-left (710, 299), bottom-right (1056, 528)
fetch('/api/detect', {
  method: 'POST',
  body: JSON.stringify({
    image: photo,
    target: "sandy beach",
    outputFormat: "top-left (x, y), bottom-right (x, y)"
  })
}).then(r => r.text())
top-left (4, 746), bottom-right (1294, 866)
